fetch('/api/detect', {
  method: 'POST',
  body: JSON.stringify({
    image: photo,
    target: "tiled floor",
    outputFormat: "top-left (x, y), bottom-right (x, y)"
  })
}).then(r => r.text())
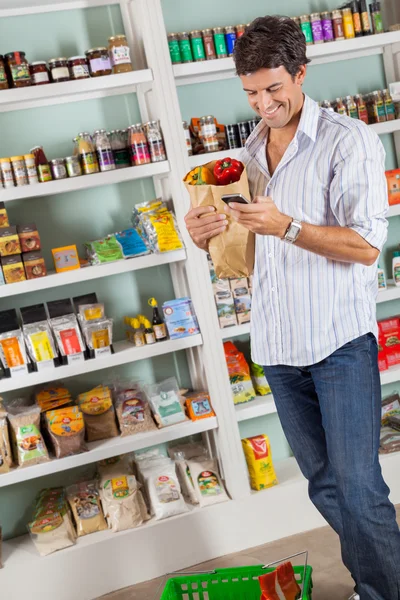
top-left (100, 506), bottom-right (400, 600)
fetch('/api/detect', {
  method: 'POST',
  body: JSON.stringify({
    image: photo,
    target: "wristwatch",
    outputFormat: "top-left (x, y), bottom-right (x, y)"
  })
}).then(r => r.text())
top-left (283, 218), bottom-right (302, 244)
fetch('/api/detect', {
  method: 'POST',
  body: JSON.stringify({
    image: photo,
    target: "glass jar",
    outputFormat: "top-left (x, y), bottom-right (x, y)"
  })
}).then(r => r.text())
top-left (50, 158), bottom-right (68, 180)
top-left (48, 57), bottom-right (70, 83)
top-left (24, 154), bottom-right (39, 184)
top-left (310, 13), bottom-right (324, 44)
top-left (5, 52), bottom-right (31, 88)
top-left (201, 29), bottom-right (216, 60)
top-left (129, 124), bottom-right (151, 166)
top-left (354, 94), bottom-right (369, 124)
top-left (167, 33), bottom-right (182, 64)
top-left (65, 155), bottom-right (82, 178)
top-left (332, 10), bottom-right (345, 40)
top-left (178, 32), bottom-right (193, 63)
top-left (77, 132), bottom-right (99, 174)
top-left (225, 26), bottom-right (237, 56)
top-left (200, 115), bottom-right (218, 152)
top-left (342, 8), bottom-right (355, 39)
top-left (30, 146), bottom-right (52, 182)
top-left (108, 35), bottom-right (133, 74)
top-left (110, 130), bottom-right (131, 169)
top-left (299, 16), bottom-right (313, 45)
top-left (11, 156), bottom-right (29, 187)
top-left (238, 121), bottom-right (250, 147)
top-left (93, 129), bottom-right (116, 172)
top-left (143, 121), bottom-right (167, 162)
top-left (321, 12), bottom-right (334, 42)
top-left (182, 121), bottom-right (193, 156)
top-left (0, 158), bottom-right (14, 188)
top-left (30, 61), bottom-right (50, 86)
top-left (0, 55), bottom-right (9, 90)
top-left (370, 2), bottom-right (384, 34)
top-left (236, 24), bottom-right (246, 38)
top-left (68, 56), bottom-right (90, 80)
top-left (190, 30), bottom-right (206, 62)
top-left (225, 124), bottom-right (240, 150)
top-left (213, 28), bottom-right (228, 58)
top-left (85, 47), bottom-right (112, 77)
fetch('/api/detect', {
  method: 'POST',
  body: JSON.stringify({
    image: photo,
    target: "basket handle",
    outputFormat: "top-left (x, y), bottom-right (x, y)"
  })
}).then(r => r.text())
top-left (262, 550), bottom-right (309, 600)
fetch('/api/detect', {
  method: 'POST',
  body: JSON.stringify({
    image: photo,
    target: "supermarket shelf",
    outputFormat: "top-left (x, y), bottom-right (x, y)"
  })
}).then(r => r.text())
top-left (380, 363), bottom-right (400, 386)
top-left (174, 31), bottom-right (400, 85)
top-left (235, 395), bottom-right (277, 422)
top-left (0, 334), bottom-right (203, 394)
top-left (0, 70), bottom-right (153, 113)
top-left (0, 160), bottom-right (170, 203)
top-left (0, 0), bottom-right (121, 18)
top-left (377, 281), bottom-right (400, 303)
top-left (0, 416), bottom-right (217, 487)
top-left (0, 249), bottom-right (186, 299)
top-left (220, 322), bottom-right (251, 339)
top-left (388, 204), bottom-right (400, 218)
top-left (370, 119), bottom-right (400, 136)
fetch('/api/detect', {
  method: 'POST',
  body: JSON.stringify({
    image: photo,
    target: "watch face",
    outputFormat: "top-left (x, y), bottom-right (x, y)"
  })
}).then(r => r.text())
top-left (285, 221), bottom-right (301, 243)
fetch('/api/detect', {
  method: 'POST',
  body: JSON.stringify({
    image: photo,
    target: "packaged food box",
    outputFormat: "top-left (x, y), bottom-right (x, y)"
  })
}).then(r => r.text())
top-left (386, 169), bottom-right (400, 206)
top-left (381, 328), bottom-right (400, 351)
top-left (17, 223), bottom-right (41, 253)
top-left (0, 226), bottom-right (21, 257)
top-left (212, 277), bottom-right (230, 296)
top-left (230, 277), bottom-right (250, 297)
top-left (378, 317), bottom-right (400, 335)
top-left (237, 311), bottom-right (251, 325)
top-left (52, 245), bottom-right (80, 273)
top-left (23, 251), bottom-right (47, 279)
top-left (386, 347), bottom-right (400, 368)
top-left (162, 297), bottom-right (200, 339)
top-left (1, 254), bottom-right (26, 284)
top-left (215, 291), bottom-right (237, 328)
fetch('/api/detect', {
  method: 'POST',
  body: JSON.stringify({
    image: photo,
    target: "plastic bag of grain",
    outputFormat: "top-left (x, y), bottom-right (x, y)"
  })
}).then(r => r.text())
top-left (7, 401), bottom-right (49, 468)
top-left (167, 441), bottom-right (209, 505)
top-left (67, 480), bottom-right (107, 537)
top-left (186, 457), bottom-right (229, 507)
top-left (0, 403), bottom-right (13, 473)
top-left (113, 381), bottom-right (157, 437)
top-left (99, 470), bottom-right (149, 533)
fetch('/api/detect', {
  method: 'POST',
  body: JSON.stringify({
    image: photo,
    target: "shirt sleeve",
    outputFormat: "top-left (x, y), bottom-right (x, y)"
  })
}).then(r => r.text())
top-left (329, 123), bottom-right (388, 251)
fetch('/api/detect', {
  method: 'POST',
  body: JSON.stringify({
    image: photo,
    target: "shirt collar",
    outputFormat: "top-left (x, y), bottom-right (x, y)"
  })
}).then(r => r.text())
top-left (245, 94), bottom-right (320, 158)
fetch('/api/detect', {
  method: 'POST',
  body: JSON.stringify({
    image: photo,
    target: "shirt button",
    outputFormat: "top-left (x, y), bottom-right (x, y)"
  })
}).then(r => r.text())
top-left (271, 287), bottom-right (276, 292)
top-left (268, 253), bottom-right (273, 258)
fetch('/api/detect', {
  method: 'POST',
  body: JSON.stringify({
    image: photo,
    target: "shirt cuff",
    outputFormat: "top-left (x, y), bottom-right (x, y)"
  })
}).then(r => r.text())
top-left (350, 223), bottom-right (387, 252)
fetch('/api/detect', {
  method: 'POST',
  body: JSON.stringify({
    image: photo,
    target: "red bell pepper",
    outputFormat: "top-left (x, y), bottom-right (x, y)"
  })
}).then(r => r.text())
top-left (213, 157), bottom-right (244, 185)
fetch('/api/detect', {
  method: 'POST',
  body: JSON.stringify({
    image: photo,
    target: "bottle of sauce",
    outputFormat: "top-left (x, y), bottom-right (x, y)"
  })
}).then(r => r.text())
top-left (346, 95), bottom-right (358, 119)
top-left (350, 1), bottom-right (363, 37)
top-left (332, 10), bottom-right (345, 40)
top-left (77, 132), bottom-right (100, 175)
top-left (30, 146), bottom-right (52, 182)
top-left (335, 97), bottom-right (347, 116)
top-left (342, 8), bottom-right (356, 39)
top-left (148, 298), bottom-right (167, 342)
top-left (354, 94), bottom-right (369, 124)
top-left (383, 89), bottom-right (396, 121)
top-left (359, 0), bottom-right (372, 34)
top-left (142, 317), bottom-right (156, 345)
top-left (373, 91), bottom-right (387, 123)
top-left (370, 2), bottom-right (384, 34)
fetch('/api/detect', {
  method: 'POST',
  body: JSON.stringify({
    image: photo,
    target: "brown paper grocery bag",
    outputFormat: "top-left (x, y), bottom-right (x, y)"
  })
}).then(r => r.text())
top-left (184, 160), bottom-right (255, 278)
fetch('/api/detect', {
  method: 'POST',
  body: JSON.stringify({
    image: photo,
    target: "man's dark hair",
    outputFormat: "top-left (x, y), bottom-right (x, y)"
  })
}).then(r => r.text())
top-left (234, 16), bottom-right (311, 78)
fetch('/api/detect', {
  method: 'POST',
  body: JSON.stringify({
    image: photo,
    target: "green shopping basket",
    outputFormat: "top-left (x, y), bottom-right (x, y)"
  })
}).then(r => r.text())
top-left (160, 563), bottom-right (313, 599)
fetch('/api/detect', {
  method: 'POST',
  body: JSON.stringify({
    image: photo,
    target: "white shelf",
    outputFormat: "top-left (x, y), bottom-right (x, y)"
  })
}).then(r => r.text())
top-left (0, 416), bottom-right (217, 488)
top-left (235, 394), bottom-right (276, 422)
top-left (388, 204), bottom-right (400, 218)
top-left (220, 322), bottom-right (250, 339)
top-left (0, 249), bottom-right (186, 299)
top-left (0, 161), bottom-right (170, 203)
top-left (174, 31), bottom-right (400, 85)
top-left (0, 70), bottom-right (153, 113)
top-left (0, 0), bottom-right (120, 17)
top-left (370, 119), bottom-right (400, 136)
top-left (0, 334), bottom-right (203, 394)
top-left (380, 363), bottom-right (400, 386)
top-left (377, 281), bottom-right (400, 303)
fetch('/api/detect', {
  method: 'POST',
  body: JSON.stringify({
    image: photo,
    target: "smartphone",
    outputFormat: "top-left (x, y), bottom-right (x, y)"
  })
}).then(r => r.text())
top-left (221, 193), bottom-right (250, 205)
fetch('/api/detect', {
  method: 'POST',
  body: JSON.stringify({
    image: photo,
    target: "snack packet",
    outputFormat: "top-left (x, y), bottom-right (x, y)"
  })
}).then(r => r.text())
top-left (242, 434), bottom-right (278, 491)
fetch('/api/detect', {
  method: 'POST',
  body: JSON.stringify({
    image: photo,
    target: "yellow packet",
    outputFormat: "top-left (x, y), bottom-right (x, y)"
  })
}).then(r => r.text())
top-left (242, 434), bottom-right (278, 491)
top-left (28, 331), bottom-right (56, 362)
top-left (146, 211), bottom-right (183, 253)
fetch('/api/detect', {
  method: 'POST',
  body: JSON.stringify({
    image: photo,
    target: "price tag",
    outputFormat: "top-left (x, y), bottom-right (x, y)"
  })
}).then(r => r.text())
top-left (37, 360), bottom-right (55, 372)
top-left (67, 353), bottom-right (85, 365)
top-left (10, 364), bottom-right (28, 377)
top-left (95, 347), bottom-right (111, 358)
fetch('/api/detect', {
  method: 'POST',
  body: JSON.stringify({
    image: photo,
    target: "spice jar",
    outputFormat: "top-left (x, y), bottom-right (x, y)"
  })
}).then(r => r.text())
top-left (178, 32), bottom-right (193, 63)
top-left (370, 2), bottom-right (384, 34)
top-left (0, 158), bottom-right (14, 188)
top-left (110, 130), bottom-right (130, 169)
top-left (68, 56), bottom-right (90, 80)
top-left (48, 58), bottom-right (70, 83)
top-left (236, 24), bottom-right (246, 38)
top-left (200, 116), bottom-right (218, 153)
top-left (65, 156), bottom-right (82, 178)
top-left (225, 26), bottom-right (237, 56)
top-left (30, 61), bottom-right (50, 86)
top-left (332, 10), bottom-right (345, 40)
top-left (77, 132), bottom-right (99, 174)
top-left (190, 30), bottom-right (206, 62)
top-left (359, 0), bottom-right (372, 35)
top-left (94, 130), bottom-right (116, 172)
top-left (0, 56), bottom-right (9, 90)
top-left (299, 16), bottom-right (313, 45)
top-left (129, 125), bottom-right (151, 166)
top-left (238, 121), bottom-right (250, 147)
top-left (144, 121), bottom-right (167, 162)
top-left (310, 13), bottom-right (324, 44)
top-left (226, 124), bottom-right (240, 150)
top-left (85, 47), bottom-right (112, 77)
top-left (202, 29), bottom-right (217, 60)
top-left (213, 28), bottom-right (228, 58)
top-left (182, 121), bottom-right (193, 156)
top-left (24, 154), bottom-right (39, 185)
top-left (108, 35), bottom-right (133, 74)
top-left (321, 12), bottom-right (334, 42)
top-left (5, 52), bottom-right (31, 88)
top-left (11, 156), bottom-right (29, 187)
top-left (30, 146), bottom-right (52, 182)
top-left (354, 94), bottom-right (369, 124)
top-left (167, 33), bottom-right (181, 64)
top-left (50, 158), bottom-right (68, 180)
top-left (342, 8), bottom-right (355, 39)
top-left (351, 0), bottom-right (363, 37)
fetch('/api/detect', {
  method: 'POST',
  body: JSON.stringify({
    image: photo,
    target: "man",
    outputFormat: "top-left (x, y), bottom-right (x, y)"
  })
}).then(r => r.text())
top-left (184, 16), bottom-right (400, 600)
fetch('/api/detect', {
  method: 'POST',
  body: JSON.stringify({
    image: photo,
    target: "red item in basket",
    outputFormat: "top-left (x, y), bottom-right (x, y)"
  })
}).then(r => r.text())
top-left (259, 562), bottom-right (301, 600)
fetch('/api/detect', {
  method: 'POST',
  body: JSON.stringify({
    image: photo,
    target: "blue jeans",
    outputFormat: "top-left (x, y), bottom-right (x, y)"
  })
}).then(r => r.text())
top-left (263, 333), bottom-right (400, 600)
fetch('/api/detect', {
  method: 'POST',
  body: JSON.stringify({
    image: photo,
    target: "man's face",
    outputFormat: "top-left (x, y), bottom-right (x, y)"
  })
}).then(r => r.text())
top-left (240, 65), bottom-right (306, 129)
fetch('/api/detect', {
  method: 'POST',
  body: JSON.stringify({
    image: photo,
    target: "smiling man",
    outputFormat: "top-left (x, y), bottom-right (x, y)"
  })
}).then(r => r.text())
top-left (184, 15), bottom-right (400, 600)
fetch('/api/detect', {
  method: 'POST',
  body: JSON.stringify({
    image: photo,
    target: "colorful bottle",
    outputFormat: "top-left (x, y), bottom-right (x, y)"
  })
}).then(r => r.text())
top-left (335, 97), bottom-right (347, 116)
top-left (148, 297), bottom-right (167, 341)
top-left (383, 89), bottom-right (396, 121)
top-left (354, 94), bottom-right (369, 124)
top-left (346, 95), bottom-right (358, 119)
top-left (393, 252), bottom-right (400, 287)
top-left (377, 265), bottom-right (387, 291)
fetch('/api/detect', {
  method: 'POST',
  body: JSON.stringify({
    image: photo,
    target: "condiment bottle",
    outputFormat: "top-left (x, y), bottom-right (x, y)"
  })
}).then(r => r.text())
top-left (30, 61), bottom-right (50, 86)
top-left (359, 0), bottom-right (372, 34)
top-left (190, 30), bottom-right (206, 62)
top-left (129, 124), bottom-right (151, 166)
top-left (342, 8), bottom-right (356, 39)
top-left (94, 129), bottom-right (116, 172)
top-left (310, 13), bottom-right (324, 45)
top-left (225, 26), bottom-right (237, 56)
top-left (0, 55), bottom-right (9, 90)
top-left (235, 24), bottom-right (246, 38)
top-left (373, 91), bottom-right (387, 123)
top-left (30, 146), bottom-right (52, 182)
top-left (202, 29), bottom-right (217, 60)
top-left (351, 1), bottom-right (363, 37)
top-left (24, 154), bottom-right (39, 185)
top-left (178, 32), bottom-right (193, 63)
top-left (370, 2), bottom-right (384, 34)
top-left (129, 317), bottom-right (145, 347)
top-left (143, 121), bottom-right (167, 162)
top-left (0, 158), bottom-right (14, 188)
top-left (378, 264), bottom-right (387, 291)
top-left (393, 251), bottom-right (400, 287)
top-left (199, 115), bottom-right (219, 152)
top-left (110, 130), bottom-right (131, 169)
top-left (183, 121), bottom-right (193, 156)
top-left (300, 15), bottom-right (314, 45)
top-left (142, 317), bottom-right (156, 345)
top-left (213, 27), bottom-right (228, 57)
top-left (77, 132), bottom-right (100, 174)
top-left (383, 89), bottom-right (396, 121)
top-left (321, 100), bottom-right (335, 112)
top-left (108, 35), bottom-right (133, 74)
top-left (321, 12), bottom-right (334, 42)
top-left (167, 33), bottom-right (182, 64)
top-left (148, 298), bottom-right (167, 341)
top-left (332, 10), bottom-right (345, 40)
top-left (335, 97), bottom-right (347, 116)
top-left (5, 51), bottom-right (32, 88)
top-left (354, 94), bottom-right (369, 124)
top-left (346, 95), bottom-right (358, 119)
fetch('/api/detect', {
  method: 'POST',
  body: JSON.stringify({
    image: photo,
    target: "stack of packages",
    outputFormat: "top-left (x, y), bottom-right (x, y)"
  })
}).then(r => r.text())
top-left (224, 341), bottom-right (271, 405)
top-left (28, 488), bottom-right (76, 556)
top-left (377, 317), bottom-right (400, 371)
top-left (208, 254), bottom-right (253, 327)
top-left (380, 391), bottom-right (400, 454)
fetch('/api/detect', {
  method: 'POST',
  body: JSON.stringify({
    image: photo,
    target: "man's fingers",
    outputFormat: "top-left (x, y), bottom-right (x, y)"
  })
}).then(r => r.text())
top-left (190, 220), bottom-right (228, 237)
top-left (185, 205), bottom-right (216, 222)
top-left (197, 224), bottom-right (227, 242)
top-left (186, 213), bottom-right (226, 228)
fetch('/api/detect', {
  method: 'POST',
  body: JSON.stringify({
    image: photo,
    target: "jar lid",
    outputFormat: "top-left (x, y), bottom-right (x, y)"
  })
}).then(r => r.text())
top-left (23, 154), bottom-right (35, 159)
top-left (225, 26), bottom-right (235, 31)
top-left (109, 34), bottom-right (127, 41)
top-left (332, 9), bottom-right (343, 16)
top-left (167, 33), bottom-right (179, 38)
top-left (0, 158), bottom-right (11, 163)
top-left (85, 47), bottom-right (108, 54)
top-left (5, 51), bottom-right (25, 58)
top-left (320, 12), bottom-right (331, 17)
top-left (179, 32), bottom-right (189, 36)
top-left (299, 15), bottom-right (310, 19)
top-left (201, 29), bottom-right (213, 34)
top-left (48, 57), bottom-right (67, 63)
top-left (310, 13), bottom-right (321, 18)
top-left (190, 30), bottom-right (202, 36)
top-left (50, 158), bottom-right (66, 165)
top-left (213, 27), bottom-right (225, 33)
top-left (68, 56), bottom-right (87, 61)
top-left (31, 61), bottom-right (47, 66)
top-left (65, 155), bottom-right (79, 161)
top-left (342, 6), bottom-right (352, 12)
top-left (10, 156), bottom-right (24, 161)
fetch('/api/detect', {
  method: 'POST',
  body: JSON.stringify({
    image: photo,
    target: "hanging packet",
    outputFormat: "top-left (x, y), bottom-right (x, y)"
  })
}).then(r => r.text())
top-left (224, 341), bottom-right (256, 405)
top-left (45, 406), bottom-right (87, 459)
top-left (138, 457), bottom-right (188, 520)
top-left (185, 391), bottom-right (215, 421)
top-left (99, 472), bottom-right (149, 533)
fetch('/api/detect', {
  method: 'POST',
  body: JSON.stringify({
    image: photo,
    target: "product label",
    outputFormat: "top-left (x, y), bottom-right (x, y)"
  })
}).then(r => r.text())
top-left (394, 265), bottom-right (400, 284)
top-left (60, 328), bottom-right (83, 355)
top-left (148, 212), bottom-right (183, 253)
top-left (67, 352), bottom-right (84, 364)
top-left (248, 435), bottom-right (269, 460)
top-left (90, 236), bottom-right (124, 263)
top-left (348, 107), bottom-right (358, 119)
top-left (178, 39), bottom-right (193, 61)
top-left (72, 64), bottom-right (89, 79)
top-left (48, 407), bottom-right (84, 437)
top-left (33, 71), bottom-right (49, 84)
top-left (154, 391), bottom-right (184, 425)
top-left (0, 233), bottom-right (20, 256)
top-left (0, 165), bottom-right (13, 184)
top-left (153, 323), bottom-right (167, 339)
top-left (322, 19), bottom-right (334, 41)
top-left (190, 398), bottom-right (213, 418)
top-left (155, 475), bottom-right (180, 503)
top-left (131, 142), bottom-right (151, 166)
top-left (111, 476), bottom-right (130, 499)
top-left (168, 40), bottom-right (181, 64)
top-left (79, 390), bottom-right (112, 415)
top-left (121, 397), bottom-right (145, 421)
top-left (0, 337), bottom-right (25, 368)
top-left (11, 64), bottom-right (30, 82)
top-left (191, 38), bottom-right (206, 60)
top-left (74, 491), bottom-right (101, 519)
top-left (198, 471), bottom-right (223, 496)
top-left (83, 306), bottom-right (103, 321)
top-left (94, 346), bottom-right (112, 357)
top-left (89, 57), bottom-right (111, 73)
top-left (29, 331), bottom-right (55, 362)
top-left (225, 32), bottom-right (236, 55)
top-left (115, 228), bottom-right (148, 258)
top-left (111, 45), bottom-right (131, 66)
top-left (81, 152), bottom-right (98, 174)
top-left (30, 513), bottom-right (63, 534)
top-left (16, 424), bottom-right (47, 463)
top-left (214, 33), bottom-right (227, 55)
top-left (92, 329), bottom-right (110, 349)
top-left (145, 331), bottom-right (155, 344)
top-left (38, 164), bottom-right (52, 182)
top-left (113, 148), bottom-right (131, 168)
top-left (37, 359), bottom-right (54, 371)
top-left (0, 66), bottom-right (6, 82)
top-left (26, 165), bottom-right (39, 182)
top-left (311, 21), bottom-right (324, 42)
top-left (357, 105), bottom-right (369, 123)
top-left (98, 148), bottom-right (115, 171)
top-left (51, 66), bottom-right (69, 80)
top-left (301, 22), bottom-right (313, 44)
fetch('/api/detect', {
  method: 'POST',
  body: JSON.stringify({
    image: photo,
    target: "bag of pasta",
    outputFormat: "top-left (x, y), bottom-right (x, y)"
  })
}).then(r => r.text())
top-left (242, 434), bottom-right (278, 491)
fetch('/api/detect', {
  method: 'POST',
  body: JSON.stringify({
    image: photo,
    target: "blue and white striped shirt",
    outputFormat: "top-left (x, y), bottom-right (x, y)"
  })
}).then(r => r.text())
top-left (242, 94), bottom-right (388, 367)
